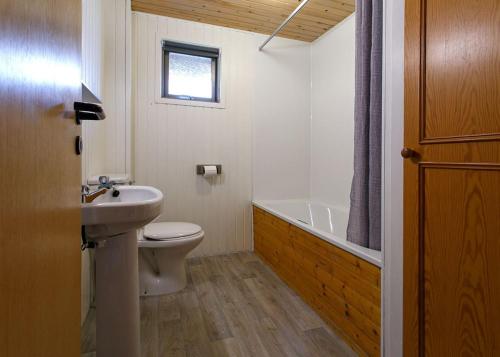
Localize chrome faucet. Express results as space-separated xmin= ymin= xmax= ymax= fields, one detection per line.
xmin=98 ymin=175 xmax=116 ymax=189
xmin=81 ymin=184 xmax=108 ymax=203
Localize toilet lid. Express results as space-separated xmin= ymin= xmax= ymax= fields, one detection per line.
xmin=144 ymin=222 xmax=202 ymax=240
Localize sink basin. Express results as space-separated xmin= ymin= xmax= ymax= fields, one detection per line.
xmin=81 ymin=185 xmax=163 ymax=357
xmin=82 ymin=185 xmax=163 ymax=239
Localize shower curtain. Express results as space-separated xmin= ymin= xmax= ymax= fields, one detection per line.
xmin=347 ymin=0 xmax=383 ymax=251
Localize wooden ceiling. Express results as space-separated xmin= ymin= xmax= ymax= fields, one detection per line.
xmin=131 ymin=0 xmax=355 ymax=42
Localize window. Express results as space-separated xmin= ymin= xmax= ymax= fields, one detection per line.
xmin=162 ymin=41 xmax=220 ymax=103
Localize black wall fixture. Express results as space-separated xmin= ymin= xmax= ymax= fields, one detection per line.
xmin=75 ymin=136 xmax=83 ymax=155
xmin=74 ymin=83 xmax=106 ymax=125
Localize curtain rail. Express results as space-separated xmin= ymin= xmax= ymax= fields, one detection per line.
xmin=258 ymin=0 xmax=313 ymax=51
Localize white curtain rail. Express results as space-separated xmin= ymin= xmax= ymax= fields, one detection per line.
xmin=258 ymin=0 xmax=313 ymax=51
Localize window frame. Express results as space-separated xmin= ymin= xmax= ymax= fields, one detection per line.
xmin=161 ymin=40 xmax=221 ymax=103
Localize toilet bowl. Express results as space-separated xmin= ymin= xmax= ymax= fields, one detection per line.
xmin=138 ymin=222 xmax=204 ymax=296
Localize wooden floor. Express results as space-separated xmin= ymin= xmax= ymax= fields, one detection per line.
xmin=81 ymin=252 xmax=356 ymax=356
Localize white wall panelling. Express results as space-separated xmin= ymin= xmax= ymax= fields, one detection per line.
xmin=82 ymin=0 xmax=104 ymax=183
xmin=83 ymin=0 xmax=131 ymax=181
xmin=132 ymin=12 xmax=311 ymax=257
xmin=133 ymin=13 xmax=252 ymax=257
xmin=81 ymin=0 xmax=102 ymax=325
xmin=310 ymin=15 xmax=356 ymax=209
xmin=81 ymin=0 xmax=131 ymax=324
xmin=100 ymin=0 xmax=131 ymax=176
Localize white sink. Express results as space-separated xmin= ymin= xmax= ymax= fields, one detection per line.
xmin=81 ymin=185 xmax=163 ymax=357
xmin=82 ymin=185 xmax=163 ymax=239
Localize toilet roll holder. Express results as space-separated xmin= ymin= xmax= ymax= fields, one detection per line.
xmin=196 ymin=164 xmax=222 ymax=175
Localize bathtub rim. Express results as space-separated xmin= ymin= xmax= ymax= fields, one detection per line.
xmin=252 ymin=199 xmax=383 ymax=267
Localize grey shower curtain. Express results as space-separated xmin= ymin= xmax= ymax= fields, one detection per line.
xmin=346 ymin=0 xmax=383 ymax=251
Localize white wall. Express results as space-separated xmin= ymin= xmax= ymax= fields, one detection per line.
xmin=82 ymin=0 xmax=103 ymax=183
xmin=83 ymin=0 xmax=131 ymax=181
xmin=81 ymin=0 xmax=131 ymax=324
xmin=81 ymin=0 xmax=102 ymax=325
xmin=100 ymin=0 xmax=131 ymax=176
xmin=132 ymin=12 xmax=311 ymax=256
xmin=310 ymin=15 xmax=356 ymax=209
xmin=252 ymin=39 xmax=311 ymax=200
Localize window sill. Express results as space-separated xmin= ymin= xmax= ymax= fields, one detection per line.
xmin=155 ymin=97 xmax=226 ymax=109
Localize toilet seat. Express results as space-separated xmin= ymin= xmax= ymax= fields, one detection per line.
xmin=137 ymin=222 xmax=204 ymax=249
xmin=144 ymin=222 xmax=202 ymax=240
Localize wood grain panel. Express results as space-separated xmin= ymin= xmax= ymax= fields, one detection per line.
xmin=131 ymin=0 xmax=355 ymax=42
xmin=421 ymin=165 xmax=500 ymax=356
xmin=404 ymin=0 xmax=500 ymax=355
xmin=0 ymin=0 xmax=82 ymax=355
xmin=422 ymin=0 xmax=500 ymax=142
xmin=253 ymin=206 xmax=381 ymax=356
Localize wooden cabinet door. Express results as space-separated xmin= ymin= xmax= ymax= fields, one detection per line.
xmin=0 ymin=1 xmax=82 ymax=356
xmin=404 ymin=0 xmax=500 ymax=356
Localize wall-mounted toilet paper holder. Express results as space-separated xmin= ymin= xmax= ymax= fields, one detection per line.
xmin=196 ymin=164 xmax=222 ymax=175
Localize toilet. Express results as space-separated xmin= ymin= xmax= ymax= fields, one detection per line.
xmin=138 ymin=222 xmax=204 ymax=296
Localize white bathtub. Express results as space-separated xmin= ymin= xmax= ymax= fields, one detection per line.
xmin=252 ymin=199 xmax=382 ymax=267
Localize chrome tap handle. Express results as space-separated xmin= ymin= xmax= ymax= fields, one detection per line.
xmin=98 ymin=175 xmax=110 ymax=186
xmin=98 ymin=175 xmax=116 ymax=189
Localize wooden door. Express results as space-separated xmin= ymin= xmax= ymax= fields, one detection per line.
xmin=0 ymin=1 xmax=82 ymax=356
xmin=404 ymin=0 xmax=500 ymax=355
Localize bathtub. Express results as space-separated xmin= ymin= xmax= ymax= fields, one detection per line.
xmin=252 ymin=199 xmax=382 ymax=267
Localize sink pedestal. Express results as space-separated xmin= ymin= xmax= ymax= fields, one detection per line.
xmin=95 ymin=230 xmax=140 ymax=357
xmin=82 ymin=185 xmax=163 ymax=356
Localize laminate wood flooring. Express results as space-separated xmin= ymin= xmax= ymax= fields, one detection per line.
xmin=81 ymin=252 xmax=356 ymax=356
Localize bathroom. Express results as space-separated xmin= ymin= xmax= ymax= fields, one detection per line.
xmin=2 ymin=0 xmax=499 ymax=356
xmin=78 ymin=0 xmax=383 ymax=355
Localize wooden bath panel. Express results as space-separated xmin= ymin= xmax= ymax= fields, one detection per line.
xmin=253 ymin=206 xmax=381 ymax=356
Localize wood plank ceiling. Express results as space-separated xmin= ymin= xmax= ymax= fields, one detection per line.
xmin=131 ymin=0 xmax=356 ymax=42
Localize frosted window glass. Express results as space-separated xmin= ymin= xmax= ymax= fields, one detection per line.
xmin=168 ymin=53 xmax=213 ymax=99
